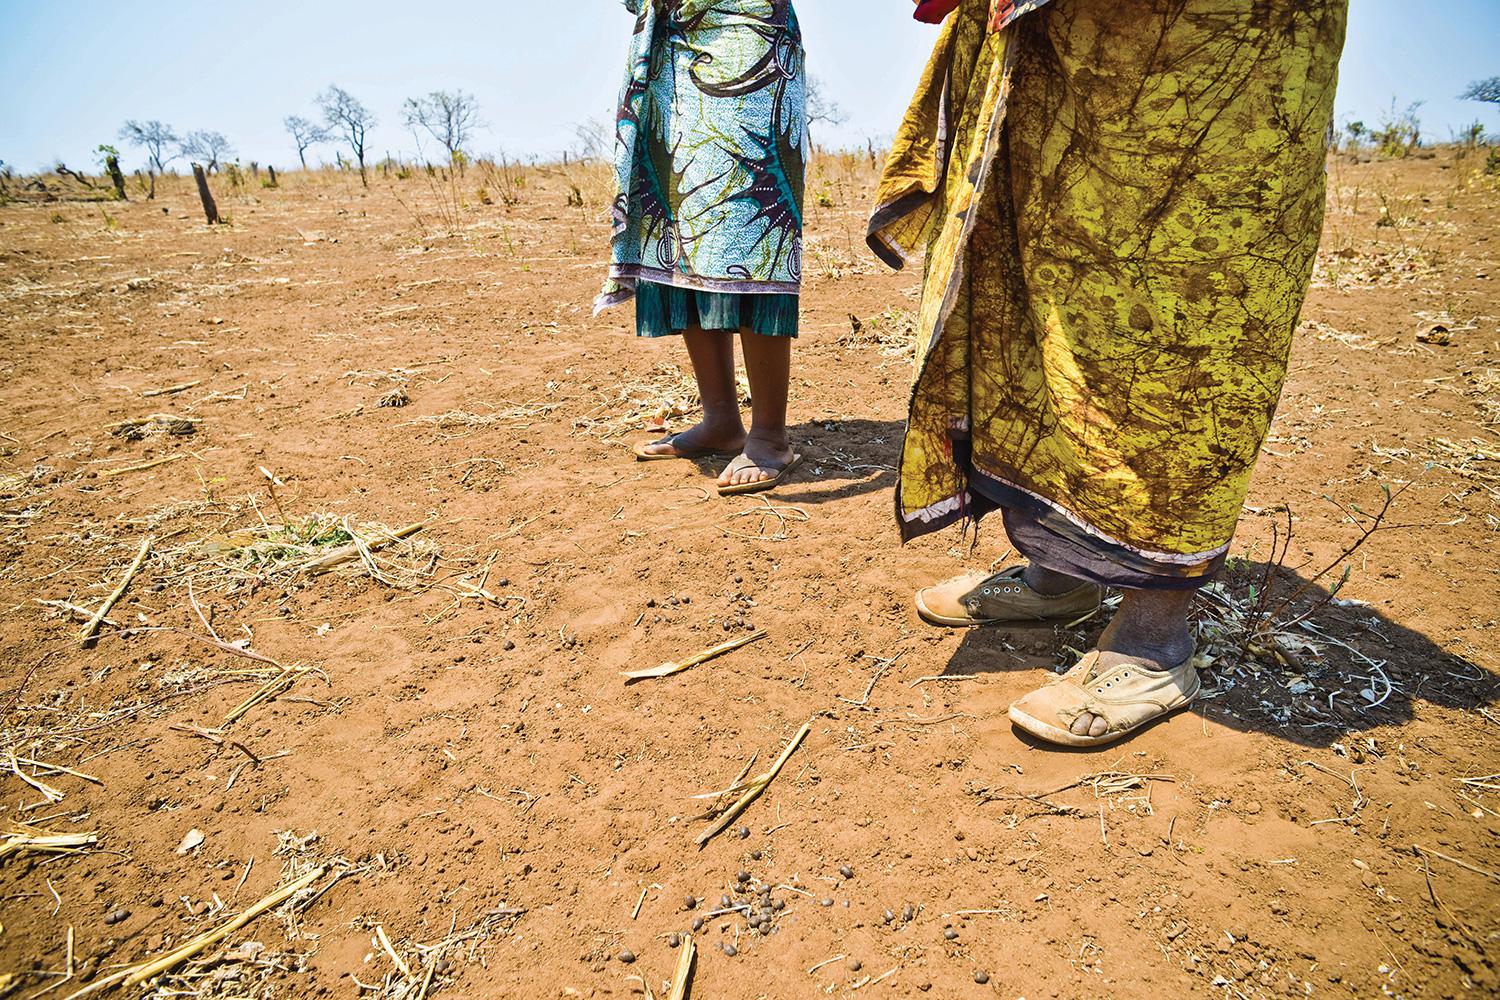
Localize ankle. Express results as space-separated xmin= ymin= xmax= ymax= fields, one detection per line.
xmin=745 ymin=426 xmax=789 ymax=449
xmin=1022 ymin=563 xmax=1089 ymax=597
xmin=1097 ymin=623 xmax=1194 ymax=665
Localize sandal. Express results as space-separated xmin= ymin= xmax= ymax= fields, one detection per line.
xmin=634 ymin=433 xmax=738 ymax=462
xmin=717 ymin=452 xmax=804 ymax=497
xmin=1007 ymin=649 xmax=1200 ymax=747
xmin=915 ymin=566 xmax=1102 ymax=627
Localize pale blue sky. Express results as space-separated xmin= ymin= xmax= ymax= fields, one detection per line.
xmin=1 ymin=1 xmax=1497 ymax=173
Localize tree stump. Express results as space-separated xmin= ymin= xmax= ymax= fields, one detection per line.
xmin=267 ymin=165 xmax=278 ymax=188
xmin=191 ymin=163 xmax=220 ymax=224
xmin=104 ymin=155 xmax=128 ymax=200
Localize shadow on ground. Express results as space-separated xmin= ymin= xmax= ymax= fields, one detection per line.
xmin=932 ymin=560 xmax=1497 ymax=751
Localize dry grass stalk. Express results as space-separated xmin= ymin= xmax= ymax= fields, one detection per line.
xmin=301 ymin=520 xmax=428 ymax=576
xmin=78 ymin=535 xmax=152 ymax=646
xmin=0 ymin=826 xmax=98 ymax=862
xmin=376 ymin=923 xmax=413 ymax=979
xmin=623 ymin=630 xmax=767 ymax=682
xmin=140 ymin=379 xmax=203 ymax=397
xmin=667 ymin=933 xmax=696 ymax=1000
xmin=61 ymin=865 xmax=328 ymax=999
xmin=694 ymin=720 xmax=811 ymax=846
xmin=8 ymin=750 xmax=65 ymax=803
xmin=224 ymin=664 xmax=315 ymax=726
xmin=98 ymin=454 xmax=186 ymax=478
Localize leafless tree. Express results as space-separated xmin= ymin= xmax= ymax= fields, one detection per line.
xmin=180 ymin=130 xmax=235 ymax=173
xmin=284 ymin=115 xmax=327 ymax=169
xmin=807 ymin=77 xmax=849 ymax=130
xmin=118 ymin=119 xmax=179 ymax=198
xmin=402 ymin=90 xmax=485 ymax=169
xmin=317 ymin=85 xmax=375 ymax=187
xmin=572 ymin=117 xmax=611 ymax=162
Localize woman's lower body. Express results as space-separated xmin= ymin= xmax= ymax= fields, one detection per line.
xmin=632 ymin=285 xmax=801 ymax=490
xmin=872 ymin=0 xmax=1349 ymax=744
xmin=600 ymin=1 xmax=808 ymax=493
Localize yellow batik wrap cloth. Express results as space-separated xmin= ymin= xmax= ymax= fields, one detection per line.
xmin=869 ymin=0 xmax=1349 ymax=583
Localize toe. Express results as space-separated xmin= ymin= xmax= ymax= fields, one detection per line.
xmin=1070 ymin=714 xmax=1093 ymax=736
xmin=1088 ymin=715 xmax=1109 ymax=738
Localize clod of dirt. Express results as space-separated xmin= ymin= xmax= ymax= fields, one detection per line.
xmin=1416 ymin=323 xmax=1451 ymax=345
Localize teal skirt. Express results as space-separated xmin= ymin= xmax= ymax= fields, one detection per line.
xmin=635 ymin=282 xmax=799 ymax=339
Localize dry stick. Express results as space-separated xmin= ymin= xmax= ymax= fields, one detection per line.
xmin=59 ymin=866 xmax=325 ymax=1000
xmin=14 ymin=758 xmax=102 ymax=785
xmin=623 ymin=630 xmax=767 ymax=682
xmin=224 ymin=666 xmax=312 ymax=726
xmin=140 ymin=379 xmax=203 ymax=398
xmin=9 ymin=750 xmax=65 ymax=803
xmin=79 ymin=536 xmax=152 ymax=646
xmin=99 ymin=455 xmax=184 ymax=478
xmin=33 ymin=599 xmax=119 ymax=628
xmin=301 ymin=521 xmax=428 ymax=576
xmin=667 ymin=933 xmax=696 ymax=1000
xmin=376 ymin=924 xmax=413 ymax=979
xmin=695 ymin=720 xmax=811 ymax=846
xmin=0 ymin=830 xmax=98 ymax=862
xmin=1413 ymin=844 xmax=1500 ymax=883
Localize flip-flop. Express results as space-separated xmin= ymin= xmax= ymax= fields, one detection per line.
xmin=634 ymin=433 xmax=738 ymax=462
xmin=717 ymin=452 xmax=804 ymax=497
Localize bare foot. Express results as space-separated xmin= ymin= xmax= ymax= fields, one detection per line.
xmin=718 ymin=432 xmax=795 ymax=488
xmin=639 ymin=419 xmax=745 ymax=458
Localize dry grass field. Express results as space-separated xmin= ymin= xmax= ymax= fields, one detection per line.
xmin=0 ymin=146 xmax=1497 ymax=999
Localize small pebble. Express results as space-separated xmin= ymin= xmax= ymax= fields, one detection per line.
xmin=497 ymin=578 xmax=510 ymax=587
xmin=772 ymin=899 xmax=785 ymax=911
xmin=737 ymin=826 xmax=750 ymax=840
xmin=618 ymin=950 xmax=636 ymax=964
xmin=435 ymin=958 xmax=451 ymax=973
xmin=750 ymin=850 xmax=763 ymax=860
xmin=820 ymin=897 xmax=834 ymax=907
xmin=737 ymin=870 xmax=751 ymax=883
xmin=668 ymin=933 xmax=681 ymax=948
xmin=973 ymin=971 xmax=990 ymax=985
xmin=723 ymin=943 xmax=738 ymax=957
xmin=502 ymin=639 xmax=515 ymax=651
xmin=721 ymin=894 xmax=732 ymax=907
xmin=684 ymin=895 xmax=698 ymax=910
xmin=691 ymin=917 xmax=704 ymax=931
xmin=944 ymin=927 xmax=959 ymax=941
xmin=847 ymin=958 xmax=863 ymax=971
xmin=103 ymin=908 xmax=129 ymax=925
xmin=839 ymin=865 xmax=854 ymax=879
xmin=882 ymin=908 xmax=895 ymax=923
xmin=902 ymin=904 xmax=915 ymax=921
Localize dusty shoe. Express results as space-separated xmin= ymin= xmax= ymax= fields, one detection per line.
xmin=1007 ymin=650 xmax=1200 ymax=748
xmin=915 ymin=566 xmax=1102 ymax=627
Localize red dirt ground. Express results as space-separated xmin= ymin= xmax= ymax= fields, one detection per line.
xmin=0 ymin=149 xmax=1496 ymax=1000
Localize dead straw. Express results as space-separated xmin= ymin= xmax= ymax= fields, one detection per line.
xmin=694 ymin=720 xmax=811 ymax=846
xmin=61 ymin=865 xmax=327 ymax=998
xmin=667 ymin=933 xmax=696 ymax=1000
xmin=79 ymin=535 xmax=152 ymax=646
xmin=623 ymin=630 xmax=767 ymax=682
